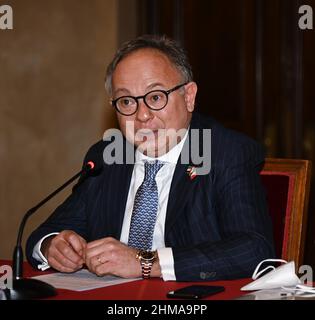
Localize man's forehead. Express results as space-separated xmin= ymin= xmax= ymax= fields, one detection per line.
xmin=112 ymin=49 xmax=181 ymax=92
xmin=115 ymin=48 xmax=176 ymax=71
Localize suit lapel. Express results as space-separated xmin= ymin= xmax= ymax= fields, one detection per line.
xmin=112 ymin=164 xmax=134 ymax=236
xmin=165 ymin=160 xmax=199 ymax=237
xmin=165 ymin=113 xmax=205 ymax=237
xmin=104 ymin=139 xmax=135 ymax=238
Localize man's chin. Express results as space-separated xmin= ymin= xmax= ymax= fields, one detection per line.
xmin=136 ymin=141 xmax=169 ymax=158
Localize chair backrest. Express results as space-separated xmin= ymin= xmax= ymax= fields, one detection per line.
xmin=260 ymin=158 xmax=312 ymax=267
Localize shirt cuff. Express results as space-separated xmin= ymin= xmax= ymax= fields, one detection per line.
xmin=157 ymin=247 xmax=176 ymax=281
xmin=32 ymin=232 xmax=59 ymax=271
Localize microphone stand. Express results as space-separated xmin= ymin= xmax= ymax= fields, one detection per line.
xmin=5 ymin=163 xmax=93 ymax=300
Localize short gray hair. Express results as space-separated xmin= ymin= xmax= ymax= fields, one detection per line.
xmin=105 ymin=34 xmax=193 ymax=95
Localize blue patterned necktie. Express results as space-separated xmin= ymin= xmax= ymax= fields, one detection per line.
xmin=128 ymin=160 xmax=164 ymax=250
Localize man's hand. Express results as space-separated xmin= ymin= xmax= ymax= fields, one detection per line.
xmin=41 ymin=230 xmax=86 ymax=273
xmin=85 ymin=237 xmax=147 ymax=278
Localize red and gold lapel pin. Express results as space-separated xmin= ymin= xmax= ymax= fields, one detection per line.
xmin=187 ymin=165 xmax=197 ymax=180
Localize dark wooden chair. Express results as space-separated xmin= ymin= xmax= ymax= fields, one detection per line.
xmin=260 ymin=158 xmax=312 ymax=267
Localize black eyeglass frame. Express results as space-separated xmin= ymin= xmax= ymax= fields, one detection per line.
xmin=111 ymin=82 xmax=188 ymax=116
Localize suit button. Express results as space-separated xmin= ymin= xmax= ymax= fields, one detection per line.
xmin=200 ymin=271 xmax=217 ymax=279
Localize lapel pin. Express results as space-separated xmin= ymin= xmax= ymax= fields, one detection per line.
xmin=187 ymin=165 xmax=197 ymax=180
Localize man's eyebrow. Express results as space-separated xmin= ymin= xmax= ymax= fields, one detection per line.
xmin=113 ymin=88 xmax=130 ymax=97
xmin=113 ymin=82 xmax=166 ymax=97
xmin=146 ymin=82 xmax=165 ymax=91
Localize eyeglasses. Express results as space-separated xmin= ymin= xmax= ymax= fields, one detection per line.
xmin=111 ymin=82 xmax=188 ymax=116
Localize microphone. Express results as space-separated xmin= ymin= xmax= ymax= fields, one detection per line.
xmin=5 ymin=159 xmax=103 ymax=300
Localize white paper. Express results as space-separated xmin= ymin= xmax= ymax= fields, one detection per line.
xmin=32 ymin=269 xmax=139 ymax=291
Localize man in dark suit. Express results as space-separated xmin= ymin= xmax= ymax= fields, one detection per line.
xmin=26 ymin=35 xmax=275 ymax=281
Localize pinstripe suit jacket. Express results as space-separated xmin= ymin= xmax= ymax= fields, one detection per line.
xmin=26 ymin=113 xmax=275 ymax=281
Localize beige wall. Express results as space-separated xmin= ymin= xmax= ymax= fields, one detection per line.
xmin=0 ymin=0 xmax=131 ymax=259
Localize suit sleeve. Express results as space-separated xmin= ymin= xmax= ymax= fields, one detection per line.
xmin=25 ymin=141 xmax=103 ymax=269
xmin=172 ymin=140 xmax=275 ymax=281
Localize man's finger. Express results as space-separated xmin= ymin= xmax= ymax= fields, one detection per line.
xmin=86 ymin=237 xmax=116 ymax=250
xmin=85 ymin=244 xmax=107 ymax=262
xmin=66 ymin=233 xmax=86 ymax=257
xmin=55 ymin=240 xmax=84 ymax=265
xmin=48 ymin=256 xmax=79 ymax=273
xmin=85 ymin=246 xmax=103 ymax=270
xmin=95 ymin=261 xmax=114 ymax=277
xmin=53 ymin=244 xmax=83 ymax=269
xmin=86 ymin=239 xmax=104 ymax=250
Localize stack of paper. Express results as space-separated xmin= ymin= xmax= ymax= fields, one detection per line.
xmin=32 ymin=269 xmax=139 ymax=291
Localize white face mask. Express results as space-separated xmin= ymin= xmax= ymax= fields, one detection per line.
xmin=240 ymin=259 xmax=315 ymax=299
xmin=241 ymin=259 xmax=301 ymax=291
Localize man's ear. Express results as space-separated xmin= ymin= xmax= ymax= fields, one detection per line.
xmin=184 ymin=82 xmax=198 ymax=112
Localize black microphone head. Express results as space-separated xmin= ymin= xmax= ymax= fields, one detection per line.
xmin=83 ymin=157 xmax=104 ymax=177
xmin=72 ymin=158 xmax=103 ymax=192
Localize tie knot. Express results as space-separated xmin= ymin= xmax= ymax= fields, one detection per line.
xmin=144 ymin=161 xmax=164 ymax=181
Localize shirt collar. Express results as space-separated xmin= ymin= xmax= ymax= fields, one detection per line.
xmin=135 ymin=128 xmax=189 ymax=165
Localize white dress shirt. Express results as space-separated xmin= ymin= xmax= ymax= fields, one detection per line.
xmin=33 ymin=130 xmax=189 ymax=280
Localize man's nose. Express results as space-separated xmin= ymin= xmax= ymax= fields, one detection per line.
xmin=135 ymin=99 xmax=154 ymax=122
